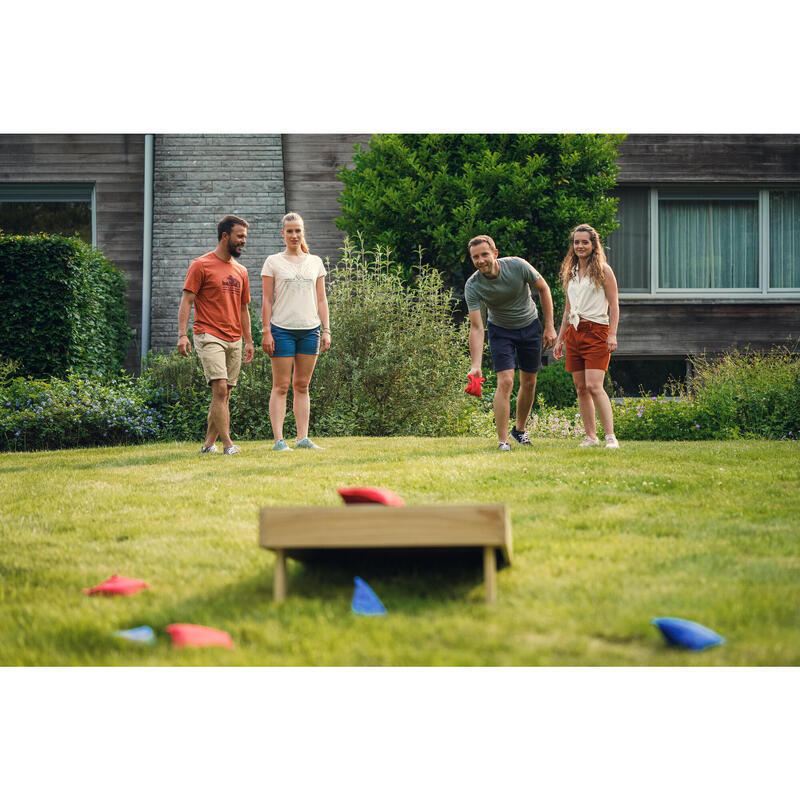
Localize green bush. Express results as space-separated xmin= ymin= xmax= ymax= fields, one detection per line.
xmin=690 ymin=346 xmax=800 ymax=439
xmin=139 ymin=349 xmax=211 ymax=442
xmin=609 ymin=344 xmax=800 ymax=441
xmin=0 ymin=363 xmax=159 ymax=451
xmin=0 ymin=233 xmax=131 ymax=378
xmin=535 ymin=359 xmax=579 ymax=408
xmin=336 ymin=134 xmax=624 ymax=309
xmin=613 ymin=397 xmax=716 ymax=441
xmin=311 ymin=242 xmax=486 ymax=436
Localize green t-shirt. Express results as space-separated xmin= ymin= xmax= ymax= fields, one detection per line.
xmin=464 ymin=256 xmax=542 ymax=330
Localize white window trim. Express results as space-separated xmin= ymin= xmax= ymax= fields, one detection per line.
xmin=620 ymin=186 xmax=800 ymax=299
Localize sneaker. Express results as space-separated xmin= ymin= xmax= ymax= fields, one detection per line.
xmin=295 ymin=437 xmax=324 ymax=450
xmin=200 ymin=444 xmax=219 ymax=454
xmin=223 ymin=445 xmax=240 ymax=455
xmin=273 ymin=439 xmax=292 ymax=452
xmin=498 ymin=442 xmax=511 ymax=452
xmin=509 ymin=426 xmax=531 ymax=446
xmin=578 ymin=436 xmax=600 ymax=447
xmin=605 ymin=435 xmax=620 ymax=449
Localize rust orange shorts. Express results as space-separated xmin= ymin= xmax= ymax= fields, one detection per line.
xmin=565 ymin=320 xmax=611 ymax=372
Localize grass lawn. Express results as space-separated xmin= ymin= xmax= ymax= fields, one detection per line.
xmin=1 ymin=437 xmax=798 ymax=666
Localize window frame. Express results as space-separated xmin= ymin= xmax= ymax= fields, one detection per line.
xmin=0 ymin=182 xmax=96 ymax=245
xmin=615 ymin=184 xmax=800 ymax=299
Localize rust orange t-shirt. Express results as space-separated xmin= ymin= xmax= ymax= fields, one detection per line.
xmin=183 ymin=252 xmax=251 ymax=342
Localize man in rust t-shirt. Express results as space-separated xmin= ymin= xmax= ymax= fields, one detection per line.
xmin=177 ymin=214 xmax=255 ymax=455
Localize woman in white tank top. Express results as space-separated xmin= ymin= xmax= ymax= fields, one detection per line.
xmin=552 ymin=224 xmax=620 ymax=448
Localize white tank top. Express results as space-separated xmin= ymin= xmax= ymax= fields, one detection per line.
xmin=567 ymin=270 xmax=609 ymax=329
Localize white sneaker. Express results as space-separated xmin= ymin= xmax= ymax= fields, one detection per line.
xmin=605 ymin=435 xmax=620 ymax=449
xmin=579 ymin=436 xmax=600 ymax=447
xmin=498 ymin=442 xmax=511 ymax=452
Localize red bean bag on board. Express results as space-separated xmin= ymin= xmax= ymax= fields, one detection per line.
xmin=83 ymin=574 xmax=150 ymax=596
xmin=337 ymin=487 xmax=405 ymax=507
xmin=165 ymin=624 xmax=235 ymax=649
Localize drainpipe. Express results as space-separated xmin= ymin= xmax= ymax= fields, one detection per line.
xmin=140 ymin=134 xmax=154 ymax=369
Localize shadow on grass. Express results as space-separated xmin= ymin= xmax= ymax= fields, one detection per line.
xmin=106 ymin=550 xmax=496 ymax=641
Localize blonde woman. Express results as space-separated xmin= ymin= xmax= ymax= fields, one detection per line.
xmin=261 ymin=212 xmax=331 ymax=451
xmin=552 ymin=224 xmax=620 ymax=448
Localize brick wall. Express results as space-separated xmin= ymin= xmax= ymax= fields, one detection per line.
xmin=149 ymin=134 xmax=286 ymax=352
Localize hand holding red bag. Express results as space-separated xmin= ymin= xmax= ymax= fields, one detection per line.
xmin=465 ymin=374 xmax=486 ymax=398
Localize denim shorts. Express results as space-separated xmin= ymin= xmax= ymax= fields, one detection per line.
xmin=270 ymin=324 xmax=320 ymax=357
xmin=487 ymin=318 xmax=542 ymax=373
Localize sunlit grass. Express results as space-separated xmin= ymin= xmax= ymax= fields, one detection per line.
xmin=2 ymin=438 xmax=799 ymax=665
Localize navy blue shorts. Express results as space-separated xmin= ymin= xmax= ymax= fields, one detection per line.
xmin=271 ymin=324 xmax=320 ymax=357
xmin=487 ymin=318 xmax=542 ymax=373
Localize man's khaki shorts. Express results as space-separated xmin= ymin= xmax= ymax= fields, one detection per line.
xmin=193 ymin=332 xmax=243 ymax=386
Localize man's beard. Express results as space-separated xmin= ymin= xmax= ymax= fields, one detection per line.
xmin=228 ymin=242 xmax=243 ymax=257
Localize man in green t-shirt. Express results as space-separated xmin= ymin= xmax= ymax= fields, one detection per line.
xmin=465 ymin=235 xmax=557 ymax=451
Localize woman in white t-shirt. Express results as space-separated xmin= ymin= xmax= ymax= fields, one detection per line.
xmin=261 ymin=212 xmax=331 ymax=451
xmin=553 ymin=224 xmax=620 ymax=448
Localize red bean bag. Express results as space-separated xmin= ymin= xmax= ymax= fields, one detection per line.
xmin=165 ymin=624 xmax=235 ymax=649
xmin=337 ymin=487 xmax=405 ymax=506
xmin=465 ymin=374 xmax=486 ymax=397
xmin=83 ymin=574 xmax=150 ymax=596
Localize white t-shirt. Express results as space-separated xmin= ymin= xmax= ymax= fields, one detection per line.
xmin=261 ymin=253 xmax=327 ymax=330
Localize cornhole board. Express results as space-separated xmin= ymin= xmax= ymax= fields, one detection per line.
xmin=259 ymin=504 xmax=512 ymax=605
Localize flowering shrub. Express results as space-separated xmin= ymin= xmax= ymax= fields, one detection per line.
xmin=528 ymin=403 xmax=586 ymax=440
xmin=689 ymin=346 xmax=800 ymax=440
xmin=612 ymin=397 xmax=718 ymax=441
xmin=0 ymin=369 xmax=160 ymax=451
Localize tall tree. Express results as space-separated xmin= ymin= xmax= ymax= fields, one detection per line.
xmin=336 ymin=133 xmax=625 ymax=309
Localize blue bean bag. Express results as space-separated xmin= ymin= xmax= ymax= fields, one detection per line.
xmin=652 ymin=617 xmax=725 ymax=651
xmin=352 ymin=577 xmax=387 ymax=615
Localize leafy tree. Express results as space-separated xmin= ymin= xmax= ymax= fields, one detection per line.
xmin=336 ymin=134 xmax=625 ymax=310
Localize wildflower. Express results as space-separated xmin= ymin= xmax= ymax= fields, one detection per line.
xmin=695 ymin=424 xmax=701 ymax=428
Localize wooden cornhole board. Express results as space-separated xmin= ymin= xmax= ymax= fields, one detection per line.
xmin=259 ymin=504 xmax=512 ymax=604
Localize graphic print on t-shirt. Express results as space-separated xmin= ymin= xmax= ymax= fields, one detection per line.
xmin=222 ymin=275 xmax=242 ymax=293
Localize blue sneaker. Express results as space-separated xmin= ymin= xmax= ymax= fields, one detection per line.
xmin=273 ymin=438 xmax=292 ymax=451
xmin=295 ymin=437 xmax=323 ymax=450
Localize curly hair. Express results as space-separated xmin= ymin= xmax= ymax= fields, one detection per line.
xmin=558 ymin=224 xmax=608 ymax=289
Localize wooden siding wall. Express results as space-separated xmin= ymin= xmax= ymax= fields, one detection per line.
xmin=617 ymin=134 xmax=800 ymax=183
xmin=618 ymin=302 xmax=800 ymax=356
xmin=0 ymin=134 xmax=145 ymax=371
xmin=282 ymin=134 xmax=370 ymax=264
xmin=616 ymin=134 xmax=800 ymax=356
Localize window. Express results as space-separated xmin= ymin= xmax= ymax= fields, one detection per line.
xmin=0 ymin=184 xmax=95 ymax=244
xmin=607 ymin=187 xmax=800 ymax=295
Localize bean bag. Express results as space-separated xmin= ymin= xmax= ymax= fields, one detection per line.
xmin=114 ymin=626 xmax=156 ymax=644
xmin=652 ymin=617 xmax=725 ymax=651
xmin=351 ymin=577 xmax=387 ymax=615
xmin=83 ymin=574 xmax=150 ymax=596
xmin=337 ymin=487 xmax=405 ymax=506
xmin=165 ymin=623 xmax=234 ymax=649
xmin=465 ymin=374 xmax=486 ymax=397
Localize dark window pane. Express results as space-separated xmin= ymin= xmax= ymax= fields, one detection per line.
xmin=606 ymin=188 xmax=649 ymax=292
xmin=0 ymin=201 xmax=92 ymax=243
